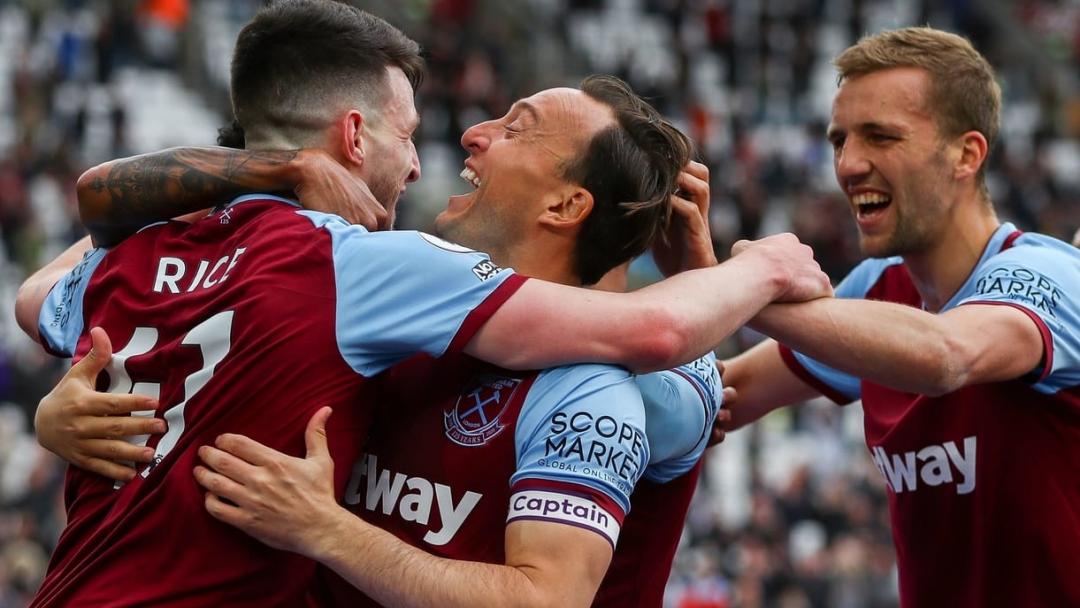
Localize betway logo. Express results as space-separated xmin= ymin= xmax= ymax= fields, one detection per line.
xmin=870 ymin=436 xmax=976 ymax=495
xmin=343 ymin=454 xmax=482 ymax=546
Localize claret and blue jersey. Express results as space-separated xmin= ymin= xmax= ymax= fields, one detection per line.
xmin=317 ymin=346 xmax=722 ymax=607
xmin=32 ymin=195 xmax=527 ymax=608
xmin=778 ymin=223 xmax=1080 ymax=607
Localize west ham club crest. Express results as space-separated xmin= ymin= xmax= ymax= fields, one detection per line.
xmin=444 ymin=376 xmax=520 ymax=447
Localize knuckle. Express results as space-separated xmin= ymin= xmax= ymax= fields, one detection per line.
xmin=206 ymin=475 xmax=222 ymax=493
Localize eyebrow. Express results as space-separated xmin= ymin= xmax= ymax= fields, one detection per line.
xmin=826 ymin=121 xmax=901 ymax=141
xmin=508 ymin=100 xmax=541 ymax=124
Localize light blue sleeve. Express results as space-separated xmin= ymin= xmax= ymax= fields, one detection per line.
xmin=955 ymin=241 xmax=1080 ymax=393
xmin=785 ymin=258 xmax=900 ymax=402
xmin=512 ymin=364 xmax=650 ymax=516
xmin=301 ymin=212 xmax=522 ymax=377
xmin=37 ymin=248 xmax=108 ymax=357
xmin=635 ymin=352 xmax=721 ymax=483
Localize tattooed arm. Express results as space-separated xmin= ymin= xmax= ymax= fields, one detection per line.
xmin=77 ymin=147 xmax=384 ymax=247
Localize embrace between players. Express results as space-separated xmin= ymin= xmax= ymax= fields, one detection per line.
xmin=14 ymin=1 xmax=1080 ymax=607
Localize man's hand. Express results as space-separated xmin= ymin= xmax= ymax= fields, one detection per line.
xmin=195 ymin=406 xmax=345 ymax=558
xmin=294 ymin=149 xmax=388 ymax=230
xmin=709 ymin=360 xmax=736 ymax=447
xmin=652 ymin=161 xmax=718 ymax=277
xmin=35 ymin=327 xmax=164 ymax=481
xmin=731 ymin=234 xmax=833 ymax=302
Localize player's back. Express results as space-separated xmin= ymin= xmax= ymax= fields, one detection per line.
xmin=33 ymin=196 xmax=372 ymax=607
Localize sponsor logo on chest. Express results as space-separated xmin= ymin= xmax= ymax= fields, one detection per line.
xmin=444 ymin=376 xmax=520 ymax=447
xmin=343 ymin=454 xmax=481 ymax=546
xmin=870 ymin=435 xmax=976 ymax=495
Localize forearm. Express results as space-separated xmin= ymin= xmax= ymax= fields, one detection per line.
xmin=471 ymin=254 xmax=784 ymax=373
xmin=15 ymin=236 xmax=93 ymax=342
xmin=749 ymin=299 xmax=961 ymax=396
xmin=626 ymin=255 xmax=786 ymax=371
xmin=78 ymin=147 xmax=308 ymax=246
xmin=313 ymin=511 xmax=557 ymax=608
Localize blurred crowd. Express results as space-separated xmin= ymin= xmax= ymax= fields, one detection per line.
xmin=1 ymin=1 xmax=1077 ymax=606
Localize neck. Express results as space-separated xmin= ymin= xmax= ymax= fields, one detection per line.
xmin=903 ymin=196 xmax=1000 ymax=311
xmin=500 ymin=230 xmax=581 ymax=287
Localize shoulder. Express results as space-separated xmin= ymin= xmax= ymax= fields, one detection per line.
xmin=534 ymin=363 xmax=634 ymax=389
xmin=517 ymin=364 xmax=640 ymax=427
xmin=964 ymin=233 xmax=1079 ymax=313
xmin=990 ymin=232 xmax=1080 ymax=272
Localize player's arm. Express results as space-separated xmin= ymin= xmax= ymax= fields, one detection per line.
xmin=77 ymin=146 xmax=384 ymax=246
xmin=634 ymin=353 xmax=721 ymax=479
xmin=195 ymin=409 xmax=617 ymax=608
xmin=750 ymin=298 xmax=1044 ymax=396
xmin=14 ymin=237 xmax=93 ymax=342
xmin=466 ymin=233 xmax=832 ymax=373
xmin=313 ymin=515 xmax=610 ymax=608
xmin=721 ymin=339 xmax=822 ymax=430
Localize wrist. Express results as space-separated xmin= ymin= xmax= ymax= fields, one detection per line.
xmin=289 ymin=149 xmax=325 ymax=193
xmin=737 ymin=248 xmax=789 ymax=300
xmin=302 ymin=504 xmax=357 ymax=561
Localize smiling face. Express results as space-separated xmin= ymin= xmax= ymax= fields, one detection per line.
xmin=357 ymin=67 xmax=422 ymax=228
xmin=434 ymin=87 xmax=615 ymax=259
xmin=828 ymin=67 xmax=959 ymax=258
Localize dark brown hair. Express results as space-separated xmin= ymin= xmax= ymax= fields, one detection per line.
xmin=230 ymin=0 xmax=424 ymax=140
xmin=564 ymin=75 xmax=693 ymax=285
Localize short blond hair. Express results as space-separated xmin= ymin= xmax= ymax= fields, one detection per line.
xmin=835 ymin=27 xmax=1001 ymax=183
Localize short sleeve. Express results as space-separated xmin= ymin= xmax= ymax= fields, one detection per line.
xmin=38 ymin=248 xmax=108 ymax=357
xmin=955 ymin=243 xmax=1080 ymax=392
xmin=509 ymin=364 xmax=649 ymax=548
xmin=300 ymin=212 xmax=528 ymax=377
xmin=635 ymin=352 xmax=721 ymax=483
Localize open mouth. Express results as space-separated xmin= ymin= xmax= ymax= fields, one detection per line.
xmin=853 ymin=192 xmax=892 ymax=219
xmin=444 ymin=166 xmax=483 ymax=215
xmin=460 ymin=167 xmax=481 ymax=189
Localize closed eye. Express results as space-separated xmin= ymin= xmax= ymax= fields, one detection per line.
xmin=868 ymin=133 xmax=898 ymax=144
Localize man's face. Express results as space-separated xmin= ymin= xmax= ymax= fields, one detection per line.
xmin=827 ymin=67 xmax=957 ymax=258
xmin=358 ymin=66 xmax=421 ymax=228
xmin=434 ymin=88 xmax=614 ymax=258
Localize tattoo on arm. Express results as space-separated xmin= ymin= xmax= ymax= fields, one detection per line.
xmin=85 ymin=148 xmax=300 ymax=240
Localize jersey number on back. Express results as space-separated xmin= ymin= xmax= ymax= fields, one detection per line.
xmin=105 ymin=311 xmax=234 ymax=484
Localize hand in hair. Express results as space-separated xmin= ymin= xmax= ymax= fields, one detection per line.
xmin=294 ymin=149 xmax=389 ymax=230
xmin=652 ymin=161 xmax=718 ymax=277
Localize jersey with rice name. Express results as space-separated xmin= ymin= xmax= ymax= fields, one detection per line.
xmin=33 ymin=195 xmax=526 ymax=608
xmin=780 ymin=223 xmax=1080 ymax=607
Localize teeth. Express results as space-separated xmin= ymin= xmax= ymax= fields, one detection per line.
xmin=460 ymin=167 xmax=481 ymax=189
xmin=852 ymin=192 xmax=891 ymax=206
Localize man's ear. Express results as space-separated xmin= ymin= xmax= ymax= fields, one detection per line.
xmin=339 ymin=109 xmax=366 ymax=169
xmin=539 ymin=187 xmax=594 ymax=230
xmin=953 ymin=130 xmax=988 ymax=182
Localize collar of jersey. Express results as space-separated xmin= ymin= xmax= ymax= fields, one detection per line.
xmin=939 ymin=222 xmax=1018 ymax=311
xmin=222 ymin=193 xmax=302 ymax=210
